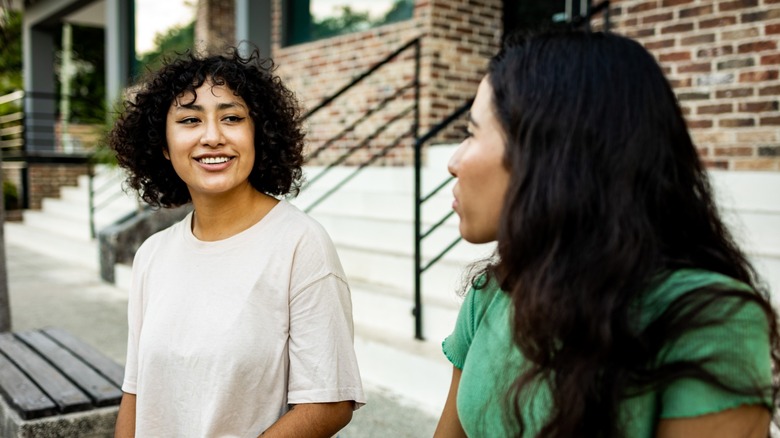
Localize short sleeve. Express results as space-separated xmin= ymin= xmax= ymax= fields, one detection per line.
xmin=659 ymin=298 xmax=773 ymax=418
xmin=287 ymin=273 xmax=365 ymax=407
xmin=442 ymin=281 xmax=501 ymax=370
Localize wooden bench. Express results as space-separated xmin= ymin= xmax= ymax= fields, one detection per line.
xmin=0 ymin=327 xmax=124 ymax=437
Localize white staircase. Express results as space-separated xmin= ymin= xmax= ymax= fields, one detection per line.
xmin=6 ymin=165 xmax=138 ymax=269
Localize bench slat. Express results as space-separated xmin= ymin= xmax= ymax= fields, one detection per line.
xmin=17 ymin=331 xmax=122 ymax=407
xmin=0 ymin=333 xmax=91 ymax=414
xmin=43 ymin=327 xmax=125 ymax=388
xmin=0 ymin=352 xmax=57 ymax=420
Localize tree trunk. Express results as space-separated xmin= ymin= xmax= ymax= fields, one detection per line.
xmin=0 ymin=147 xmax=11 ymax=332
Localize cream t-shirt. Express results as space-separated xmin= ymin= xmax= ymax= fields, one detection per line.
xmin=122 ymin=200 xmax=365 ymax=437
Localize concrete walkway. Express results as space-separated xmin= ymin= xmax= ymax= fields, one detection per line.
xmin=4 ymin=224 xmax=443 ymax=437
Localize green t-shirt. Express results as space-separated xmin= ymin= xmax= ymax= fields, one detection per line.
xmin=442 ymin=269 xmax=773 ymax=437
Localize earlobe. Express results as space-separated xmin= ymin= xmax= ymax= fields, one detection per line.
xmin=162 ymin=148 xmax=170 ymax=160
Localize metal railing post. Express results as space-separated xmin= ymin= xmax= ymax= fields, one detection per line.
xmin=88 ymin=163 xmax=96 ymax=239
xmin=413 ymin=39 xmax=423 ymax=341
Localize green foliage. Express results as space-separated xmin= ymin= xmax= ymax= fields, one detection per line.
xmin=0 ymin=8 xmax=22 ymax=100
xmin=2 ymin=180 xmax=18 ymax=210
xmin=56 ymin=25 xmax=107 ymax=124
xmin=135 ymin=21 xmax=196 ymax=75
xmin=311 ymin=6 xmax=372 ymax=40
xmin=309 ymin=0 xmax=414 ymax=42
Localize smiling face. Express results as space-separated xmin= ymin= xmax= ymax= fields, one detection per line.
xmin=164 ymin=79 xmax=256 ymax=202
xmin=448 ymin=77 xmax=511 ymax=244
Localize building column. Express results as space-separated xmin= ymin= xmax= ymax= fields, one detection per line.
xmin=235 ymin=0 xmax=271 ymax=57
xmin=22 ymin=24 xmax=57 ymax=153
xmin=105 ymin=0 xmax=134 ymax=109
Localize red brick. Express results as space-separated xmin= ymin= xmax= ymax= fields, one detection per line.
xmin=646 ymin=39 xmax=676 ymax=50
xmin=762 ymin=55 xmax=780 ymax=65
xmin=662 ymin=0 xmax=694 ymax=6
xmin=687 ymin=119 xmax=714 ymax=128
xmin=628 ymin=1 xmax=658 ymax=14
xmin=680 ymin=5 xmax=714 ymax=18
xmin=733 ymin=159 xmax=778 ymax=170
xmin=700 ymin=16 xmax=737 ymax=28
xmin=767 ymin=24 xmax=780 ymax=35
xmin=681 ymin=34 xmax=715 ymax=45
xmin=679 ymin=62 xmax=712 ymax=73
xmin=716 ymin=88 xmax=754 ymax=98
xmin=738 ymin=101 xmax=780 ymax=112
xmin=670 ymin=77 xmax=693 ymax=88
xmin=743 ymin=9 xmax=780 ymax=21
xmin=628 ymin=28 xmax=656 ymax=38
xmin=697 ymin=45 xmax=734 ymax=58
xmin=759 ymin=85 xmax=780 ymax=96
xmin=722 ymin=28 xmax=760 ymax=41
xmin=661 ymin=22 xmax=695 ymax=34
xmin=719 ymin=118 xmax=756 ymax=127
xmin=714 ymin=147 xmax=754 ymax=156
xmin=738 ymin=41 xmax=778 ymax=54
xmin=698 ymin=103 xmax=733 ymax=114
xmin=660 ymin=51 xmax=692 ymax=62
xmin=702 ymin=159 xmax=730 ymax=169
xmin=740 ymin=70 xmax=780 ymax=82
xmin=760 ymin=116 xmax=780 ymax=125
xmin=719 ymin=0 xmax=759 ymax=12
xmin=642 ymin=12 xmax=675 ymax=25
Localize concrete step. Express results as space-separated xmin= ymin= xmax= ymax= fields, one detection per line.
xmin=21 ymin=209 xmax=93 ymax=241
xmin=4 ymin=221 xmax=99 ymax=270
xmin=40 ymin=197 xmax=138 ymax=227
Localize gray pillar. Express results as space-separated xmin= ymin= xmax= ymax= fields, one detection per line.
xmin=22 ymin=24 xmax=57 ymax=153
xmin=105 ymin=0 xmax=134 ymax=109
xmin=235 ymin=0 xmax=271 ymax=57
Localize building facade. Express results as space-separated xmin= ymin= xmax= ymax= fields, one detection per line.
xmin=9 ymin=0 xmax=780 ymax=210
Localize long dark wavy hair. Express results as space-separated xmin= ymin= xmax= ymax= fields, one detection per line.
xmin=109 ymin=47 xmax=304 ymax=207
xmin=477 ymin=30 xmax=780 ymax=436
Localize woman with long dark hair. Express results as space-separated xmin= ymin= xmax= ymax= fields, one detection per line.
xmin=434 ymin=30 xmax=779 ymax=437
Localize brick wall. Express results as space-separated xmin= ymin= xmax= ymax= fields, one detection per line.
xmin=607 ymin=0 xmax=780 ymax=171
xmin=27 ymin=163 xmax=89 ymax=210
xmin=268 ymin=0 xmax=501 ymax=166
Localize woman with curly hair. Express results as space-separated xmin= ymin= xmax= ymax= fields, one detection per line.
xmin=111 ymin=48 xmax=364 ymax=437
xmin=434 ymin=30 xmax=779 ymax=437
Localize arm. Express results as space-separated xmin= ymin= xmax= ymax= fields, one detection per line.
xmin=114 ymin=392 xmax=136 ymax=438
xmin=259 ymin=401 xmax=353 ymax=437
xmin=656 ymin=405 xmax=769 ymax=438
xmin=434 ymin=366 xmax=467 ymax=438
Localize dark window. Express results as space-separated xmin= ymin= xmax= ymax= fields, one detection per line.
xmin=503 ymin=0 xmax=591 ymax=39
xmin=284 ymin=0 xmax=414 ymax=46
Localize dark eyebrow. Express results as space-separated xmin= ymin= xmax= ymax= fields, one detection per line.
xmin=173 ymin=101 xmax=246 ymax=112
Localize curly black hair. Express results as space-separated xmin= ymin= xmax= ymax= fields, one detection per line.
xmin=109 ymin=48 xmax=304 ymax=207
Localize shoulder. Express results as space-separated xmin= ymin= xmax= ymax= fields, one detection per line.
xmin=463 ymin=277 xmax=507 ymax=333
xmin=641 ymin=269 xmax=757 ymax=322
xmin=274 ymin=201 xmax=338 ymax=251
xmin=132 ymin=212 xmax=191 ymax=267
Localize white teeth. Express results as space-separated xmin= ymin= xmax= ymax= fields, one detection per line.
xmin=199 ymin=157 xmax=230 ymax=164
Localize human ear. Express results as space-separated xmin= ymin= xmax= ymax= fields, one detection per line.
xmin=162 ymin=147 xmax=170 ymax=160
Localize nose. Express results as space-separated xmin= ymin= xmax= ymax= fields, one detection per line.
xmin=200 ymin=119 xmax=225 ymax=147
xmin=448 ymin=140 xmax=465 ymax=177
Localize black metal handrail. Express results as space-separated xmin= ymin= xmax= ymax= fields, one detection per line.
xmin=300 ymin=38 xmax=421 ymax=212
xmin=412 ymin=99 xmax=472 ymax=340
xmin=302 ymin=37 xmax=421 ymax=120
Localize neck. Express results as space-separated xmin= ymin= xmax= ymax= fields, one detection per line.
xmin=190 ymin=186 xmax=279 ymax=241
